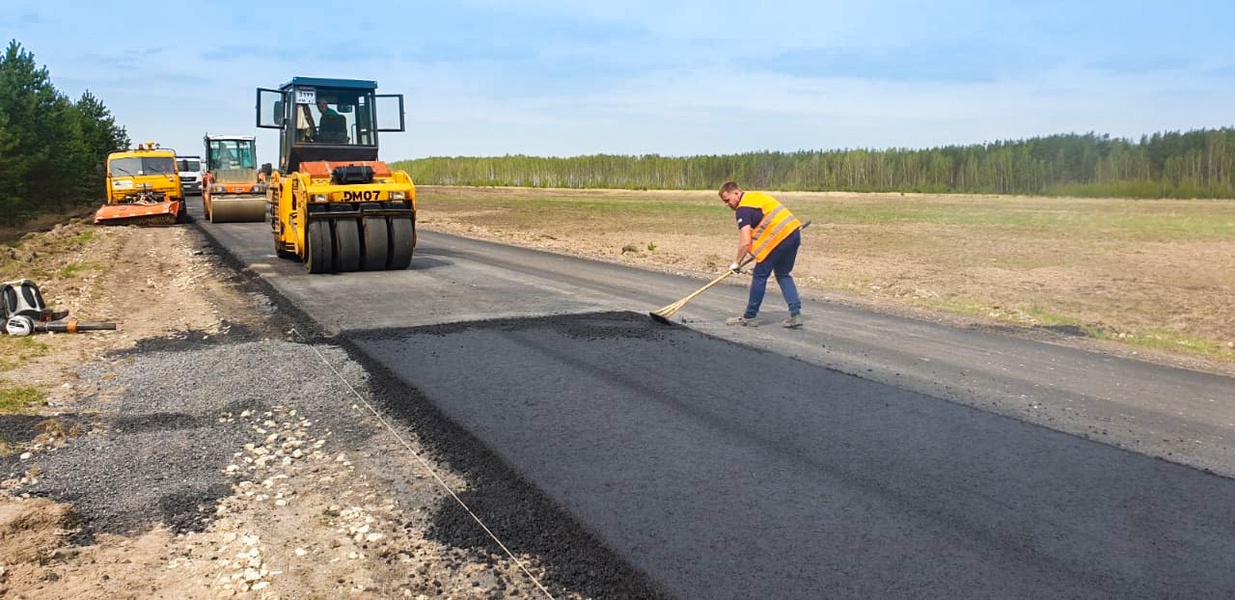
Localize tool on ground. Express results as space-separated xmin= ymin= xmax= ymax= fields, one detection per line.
xmin=36 ymin=319 xmax=116 ymax=333
xmin=3 ymin=316 xmax=117 ymax=336
xmin=649 ymin=220 xmax=811 ymax=325
xmin=0 ymin=279 xmax=117 ymax=336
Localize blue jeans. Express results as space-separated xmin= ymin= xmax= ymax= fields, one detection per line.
xmin=743 ymin=231 xmax=801 ymax=319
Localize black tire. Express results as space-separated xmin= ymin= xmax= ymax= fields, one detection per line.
xmin=387 ymin=216 xmax=414 ymax=270
xmin=359 ymin=203 xmax=389 ymax=271
xmin=305 ymin=219 xmax=332 ymax=273
xmin=332 ymin=218 xmax=362 ymax=273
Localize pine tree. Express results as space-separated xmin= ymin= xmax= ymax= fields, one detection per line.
xmin=0 ymin=40 xmax=131 ymax=221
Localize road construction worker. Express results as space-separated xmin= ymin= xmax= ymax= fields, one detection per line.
xmin=718 ymin=181 xmax=804 ymax=328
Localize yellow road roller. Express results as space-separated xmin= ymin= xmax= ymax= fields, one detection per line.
xmin=256 ymin=77 xmax=415 ymax=273
xmin=201 ymin=134 xmax=268 ymax=223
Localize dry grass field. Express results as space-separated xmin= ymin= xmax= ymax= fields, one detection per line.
xmin=416 ymin=185 xmax=1235 ymax=366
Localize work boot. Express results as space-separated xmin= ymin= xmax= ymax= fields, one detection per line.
xmin=782 ymin=314 xmax=803 ymax=329
xmin=726 ymin=316 xmax=759 ymax=327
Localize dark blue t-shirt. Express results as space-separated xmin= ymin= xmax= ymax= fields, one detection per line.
xmin=735 ymin=206 xmax=762 ymax=230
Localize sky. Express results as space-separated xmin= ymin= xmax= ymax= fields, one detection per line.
xmin=5 ymin=0 xmax=1235 ymax=167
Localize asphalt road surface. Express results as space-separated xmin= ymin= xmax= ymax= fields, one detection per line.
xmin=194 ymin=203 xmax=1235 ymax=599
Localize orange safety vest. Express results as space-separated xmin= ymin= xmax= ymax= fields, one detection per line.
xmin=737 ymin=192 xmax=803 ymax=261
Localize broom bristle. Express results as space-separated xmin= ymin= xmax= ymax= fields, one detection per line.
xmin=649 ymin=311 xmax=674 ymax=325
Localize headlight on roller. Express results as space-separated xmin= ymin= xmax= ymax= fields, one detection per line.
xmin=388 ymin=191 xmax=407 ymax=200
xmin=311 ymin=194 xmax=328 ymax=202
xmin=212 ymin=185 xmax=226 ymax=194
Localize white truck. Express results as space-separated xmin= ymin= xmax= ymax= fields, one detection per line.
xmin=176 ymin=155 xmax=204 ymax=196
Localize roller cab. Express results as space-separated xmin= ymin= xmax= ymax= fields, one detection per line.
xmin=257 ymin=77 xmax=415 ymax=273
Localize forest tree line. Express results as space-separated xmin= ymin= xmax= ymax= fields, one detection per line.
xmin=395 ymin=128 xmax=1235 ymax=199
xmin=0 ymin=40 xmax=129 ymax=225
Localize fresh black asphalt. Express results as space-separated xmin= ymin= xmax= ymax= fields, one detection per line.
xmin=348 ymin=312 xmax=1235 ymax=599
xmin=196 ymin=207 xmax=1235 ymax=599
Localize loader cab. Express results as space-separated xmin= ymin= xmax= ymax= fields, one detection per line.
xmin=255 ymin=77 xmax=405 ymax=173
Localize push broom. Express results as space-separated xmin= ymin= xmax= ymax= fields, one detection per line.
xmin=650 ymin=220 xmax=809 ymax=325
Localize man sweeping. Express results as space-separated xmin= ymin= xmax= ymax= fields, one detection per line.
xmin=718 ymin=181 xmax=805 ymax=328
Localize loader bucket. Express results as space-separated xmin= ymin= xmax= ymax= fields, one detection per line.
xmin=93 ymin=200 xmax=182 ymax=226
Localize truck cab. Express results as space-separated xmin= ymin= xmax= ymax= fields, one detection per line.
xmin=176 ymin=155 xmax=203 ymax=196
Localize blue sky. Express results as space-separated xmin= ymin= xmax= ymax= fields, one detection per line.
xmin=5 ymin=0 xmax=1234 ymax=166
